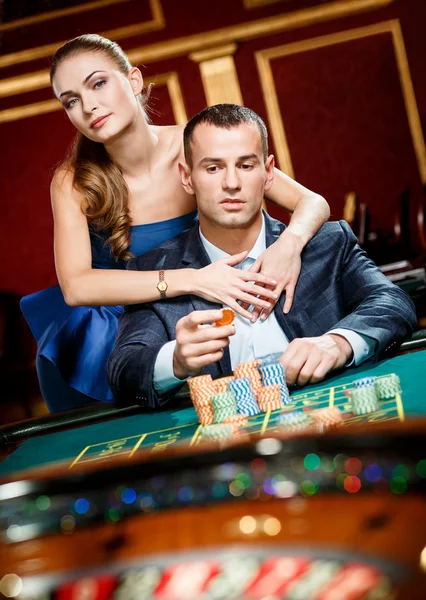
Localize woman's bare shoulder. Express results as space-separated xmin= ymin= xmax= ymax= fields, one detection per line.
xmin=50 ymin=167 xmax=84 ymax=209
xmin=152 ymin=124 xmax=185 ymax=156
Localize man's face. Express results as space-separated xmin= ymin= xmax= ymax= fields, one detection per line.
xmin=181 ymin=122 xmax=274 ymax=231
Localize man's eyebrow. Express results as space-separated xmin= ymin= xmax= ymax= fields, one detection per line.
xmin=59 ymin=70 xmax=106 ymax=99
xmin=198 ymin=153 xmax=260 ymax=166
xmin=198 ymin=157 xmax=222 ymax=166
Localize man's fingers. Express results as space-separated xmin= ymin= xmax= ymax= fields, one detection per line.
xmin=180 ymin=309 xmax=224 ymax=330
xmin=280 ymin=341 xmax=310 ymax=385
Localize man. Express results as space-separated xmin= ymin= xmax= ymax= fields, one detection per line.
xmin=108 ymin=104 xmax=416 ymax=408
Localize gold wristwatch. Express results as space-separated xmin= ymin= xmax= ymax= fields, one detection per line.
xmin=157 ymin=270 xmax=168 ymax=299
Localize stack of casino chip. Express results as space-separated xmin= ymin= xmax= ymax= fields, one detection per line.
xmin=258 ymin=362 xmax=291 ymax=405
xmin=212 ymin=375 xmax=235 ymax=394
xmin=187 ymin=375 xmax=216 ymax=425
xmin=228 ymin=377 xmax=261 ymax=416
xmin=278 ymin=411 xmax=313 ymax=431
xmin=375 ymin=374 xmax=402 ymax=400
xmin=348 ymin=377 xmax=379 ymax=415
xmin=223 ymin=414 xmax=248 ymax=431
xmin=211 ymin=391 xmax=238 ymax=423
xmin=310 ymin=406 xmax=343 ymax=427
xmin=234 ymin=360 xmax=263 ymax=395
xmin=201 ymin=423 xmax=234 ymax=440
xmin=256 ymin=384 xmax=283 ymax=412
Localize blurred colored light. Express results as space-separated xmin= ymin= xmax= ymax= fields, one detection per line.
xmin=345 ymin=458 xmax=362 ymax=475
xmin=235 ymin=473 xmax=251 ymax=488
xmin=35 ymin=495 xmax=50 ymax=511
xmin=212 ymin=481 xmax=228 ymax=499
xmin=321 ymin=457 xmax=335 ymax=473
xmin=263 ymin=517 xmax=281 ymax=536
xmin=390 ymin=476 xmax=407 ymax=494
xmin=364 ymin=464 xmax=382 ymax=482
xmin=416 ymin=460 xmax=426 ymax=478
xmin=274 ymin=480 xmax=297 ymax=498
xmin=74 ymin=498 xmax=90 ymax=515
xmin=121 ymin=488 xmax=137 ymax=505
xmin=392 ymin=464 xmax=410 ymax=479
xmin=336 ymin=474 xmax=348 ymax=490
xmin=229 ymin=481 xmax=245 ymax=497
xmin=107 ymin=508 xmax=121 ymax=522
xmin=239 ymin=515 xmax=256 ymax=534
xmin=251 ymin=458 xmax=267 ymax=473
xmin=334 ymin=453 xmax=348 ymax=467
xmin=343 ymin=475 xmax=362 ymax=493
xmin=300 ymin=480 xmax=318 ymax=496
xmin=140 ymin=494 xmax=154 ymax=510
xmin=304 ymin=453 xmax=320 ymax=471
xmin=177 ymin=486 xmax=194 ymax=503
xmin=263 ymin=478 xmax=275 ymax=495
xmin=60 ymin=515 xmax=75 ymax=533
xmin=114 ymin=486 xmax=125 ymax=500
xmin=0 ymin=574 xmax=23 ymax=598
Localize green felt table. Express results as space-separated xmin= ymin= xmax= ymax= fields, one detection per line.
xmin=1 ymin=350 xmax=425 ymax=478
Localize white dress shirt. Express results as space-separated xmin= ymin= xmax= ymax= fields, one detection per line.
xmin=154 ymin=216 xmax=375 ymax=393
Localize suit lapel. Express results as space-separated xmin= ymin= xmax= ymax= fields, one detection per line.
xmin=179 ymin=224 xmax=232 ymax=376
xmin=263 ymin=212 xmax=306 ymax=342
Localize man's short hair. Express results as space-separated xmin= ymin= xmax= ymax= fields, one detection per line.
xmin=183 ymin=103 xmax=269 ymax=169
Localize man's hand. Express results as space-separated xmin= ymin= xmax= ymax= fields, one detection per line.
xmin=280 ymin=334 xmax=353 ymax=386
xmin=173 ymin=310 xmax=235 ymax=380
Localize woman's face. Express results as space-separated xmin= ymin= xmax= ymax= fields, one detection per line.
xmin=52 ymin=51 xmax=142 ymax=143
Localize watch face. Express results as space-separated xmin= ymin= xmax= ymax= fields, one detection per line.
xmin=158 ymin=281 xmax=168 ymax=292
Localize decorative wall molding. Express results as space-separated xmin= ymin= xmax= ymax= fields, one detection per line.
xmin=0 ymin=0 xmax=165 ymax=69
xmin=244 ymin=0 xmax=286 ymax=8
xmin=0 ymin=71 xmax=186 ymax=124
xmin=190 ymin=44 xmax=243 ymax=106
xmin=0 ymin=0 xmax=133 ymax=32
xmin=255 ymin=19 xmax=426 ymax=183
xmin=0 ymin=0 xmax=392 ymax=72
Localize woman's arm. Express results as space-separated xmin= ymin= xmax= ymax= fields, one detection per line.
xmin=51 ymin=170 xmax=278 ymax=319
xmin=251 ymin=168 xmax=330 ymax=317
xmin=265 ymin=168 xmax=330 ymax=243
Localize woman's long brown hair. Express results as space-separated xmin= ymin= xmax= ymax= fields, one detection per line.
xmin=51 ymin=34 xmax=151 ymax=261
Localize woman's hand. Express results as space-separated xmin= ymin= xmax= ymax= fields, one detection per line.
xmin=247 ymin=229 xmax=304 ymax=319
xmin=196 ymin=251 xmax=279 ymax=320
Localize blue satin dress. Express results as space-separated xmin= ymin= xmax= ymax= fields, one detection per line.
xmin=20 ymin=211 xmax=198 ymax=413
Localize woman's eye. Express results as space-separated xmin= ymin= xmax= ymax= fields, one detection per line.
xmin=66 ymin=99 xmax=78 ymax=109
xmin=94 ymin=80 xmax=107 ymax=89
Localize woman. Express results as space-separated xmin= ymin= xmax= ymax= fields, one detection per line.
xmin=21 ymin=34 xmax=330 ymax=412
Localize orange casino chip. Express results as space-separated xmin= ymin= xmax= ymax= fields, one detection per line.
xmin=215 ymin=308 xmax=235 ymax=327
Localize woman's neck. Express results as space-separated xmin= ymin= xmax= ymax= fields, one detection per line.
xmin=104 ymin=110 xmax=159 ymax=178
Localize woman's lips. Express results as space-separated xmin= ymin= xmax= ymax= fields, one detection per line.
xmin=91 ymin=114 xmax=111 ymax=129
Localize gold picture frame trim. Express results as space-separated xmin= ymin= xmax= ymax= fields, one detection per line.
xmin=244 ymin=0 xmax=286 ymax=8
xmin=0 ymin=0 xmax=133 ymax=32
xmin=0 ymin=71 xmax=186 ymax=125
xmin=255 ymin=19 xmax=426 ymax=183
xmin=0 ymin=0 xmax=165 ymax=70
xmin=0 ymin=0 xmax=392 ymax=71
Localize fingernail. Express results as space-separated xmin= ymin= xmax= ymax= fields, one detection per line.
xmin=265 ymin=302 xmax=271 ymax=308
xmin=261 ymin=313 xmax=267 ymax=321
xmin=273 ymin=294 xmax=279 ymax=299
xmin=271 ymin=280 xmax=278 ymax=284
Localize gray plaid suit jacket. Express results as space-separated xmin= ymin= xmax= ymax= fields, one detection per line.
xmin=108 ymin=212 xmax=416 ymax=407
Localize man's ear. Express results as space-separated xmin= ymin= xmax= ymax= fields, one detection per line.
xmin=128 ymin=66 xmax=144 ymax=96
xmin=178 ymin=162 xmax=195 ymax=195
xmin=264 ymin=154 xmax=275 ymax=193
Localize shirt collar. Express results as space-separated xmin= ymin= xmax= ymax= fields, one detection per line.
xmin=199 ymin=215 xmax=266 ymax=263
